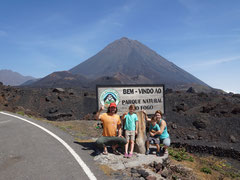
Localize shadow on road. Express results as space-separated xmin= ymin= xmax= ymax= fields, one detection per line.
xmin=74 ymin=141 xmax=101 ymax=156
xmin=74 ymin=140 xmax=126 ymax=156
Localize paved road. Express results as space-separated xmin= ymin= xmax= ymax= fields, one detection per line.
xmin=0 ymin=112 xmax=107 ymax=180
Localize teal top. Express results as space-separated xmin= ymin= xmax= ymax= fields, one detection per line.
xmin=124 ymin=113 xmax=138 ymax=131
xmin=149 ymin=123 xmax=161 ymax=138
xmin=159 ymin=119 xmax=169 ymax=139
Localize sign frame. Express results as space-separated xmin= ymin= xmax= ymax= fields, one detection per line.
xmin=96 ymin=84 xmax=165 ymax=115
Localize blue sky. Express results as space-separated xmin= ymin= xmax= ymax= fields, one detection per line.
xmin=0 ymin=0 xmax=239 ymax=93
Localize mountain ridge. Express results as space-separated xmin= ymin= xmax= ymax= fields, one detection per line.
xmin=27 ymin=71 xmax=90 ymax=88
xmin=0 ymin=69 xmax=36 ymax=86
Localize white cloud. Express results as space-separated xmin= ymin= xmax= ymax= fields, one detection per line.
xmin=183 ymin=56 xmax=240 ymax=69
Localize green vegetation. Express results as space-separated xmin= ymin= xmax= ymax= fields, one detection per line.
xmin=27 ymin=115 xmax=33 ymax=118
xmin=16 ymin=111 xmax=39 ymax=120
xmin=58 ymin=125 xmax=71 ymax=131
xmin=168 ymin=147 xmax=194 ymax=162
xmin=66 ymin=125 xmax=73 ymax=129
xmin=16 ymin=111 xmax=25 ymax=116
xmin=168 ymin=148 xmax=240 ymax=179
xmin=200 ymin=157 xmax=240 ymax=178
xmin=200 ymin=167 xmax=212 ymax=174
xmin=172 ymin=175 xmax=179 ymax=180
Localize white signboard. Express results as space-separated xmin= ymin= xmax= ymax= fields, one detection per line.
xmin=96 ymin=85 xmax=165 ymax=115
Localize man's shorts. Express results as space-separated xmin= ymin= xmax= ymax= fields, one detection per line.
xmin=147 ymin=136 xmax=160 ymax=145
xmin=125 ymin=130 xmax=135 ymax=141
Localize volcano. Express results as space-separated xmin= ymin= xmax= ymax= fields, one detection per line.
xmin=69 ymin=37 xmax=209 ymax=89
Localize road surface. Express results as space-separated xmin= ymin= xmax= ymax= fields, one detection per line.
xmin=0 ymin=111 xmax=108 ymax=180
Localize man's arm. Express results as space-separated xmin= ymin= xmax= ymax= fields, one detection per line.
xmin=95 ymin=106 xmax=104 ymax=120
xmin=117 ymin=124 xmax=123 ymax=137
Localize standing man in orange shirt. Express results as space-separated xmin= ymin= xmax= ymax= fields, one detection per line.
xmin=95 ymin=102 xmax=127 ymax=155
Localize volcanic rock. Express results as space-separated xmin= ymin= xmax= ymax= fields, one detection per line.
xmin=187 ymin=135 xmax=195 ymax=140
xmin=175 ymin=102 xmax=188 ymax=112
xmin=192 ymin=120 xmax=207 ymax=130
xmin=232 ymin=94 xmax=240 ymax=98
xmin=232 ymin=107 xmax=240 ymax=114
xmin=52 ymin=88 xmax=65 ymax=93
xmin=137 ymin=169 xmax=149 ymax=178
xmin=170 ymin=164 xmax=194 ymax=178
xmin=186 ymin=87 xmax=196 ymax=93
xmin=171 ymin=123 xmax=177 ymax=129
xmin=146 ymin=175 xmax=157 ymax=180
xmin=230 ymin=135 xmax=237 ymax=143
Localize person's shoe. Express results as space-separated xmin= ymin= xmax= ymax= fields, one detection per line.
xmin=93 ymin=150 xmax=101 ymax=156
xmin=156 ymin=151 xmax=161 ymax=156
xmin=124 ymin=153 xmax=128 ymax=158
xmin=145 ymin=149 xmax=150 ymax=155
xmin=164 ymin=149 xmax=168 ymax=155
xmin=102 ymin=151 xmax=108 ymax=155
xmin=160 ymin=146 xmax=163 ymax=152
xmin=128 ymin=153 xmax=133 ymax=158
xmin=113 ymin=149 xmax=121 ymax=155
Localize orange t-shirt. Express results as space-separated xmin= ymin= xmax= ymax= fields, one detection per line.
xmin=99 ymin=113 xmax=121 ymax=137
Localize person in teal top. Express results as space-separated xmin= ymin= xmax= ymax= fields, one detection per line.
xmin=122 ymin=104 xmax=138 ymax=158
xmin=145 ymin=116 xmax=161 ymax=156
xmin=149 ymin=122 xmax=161 ymax=138
xmin=154 ymin=110 xmax=170 ymax=155
xmin=143 ymin=110 xmax=171 ymax=155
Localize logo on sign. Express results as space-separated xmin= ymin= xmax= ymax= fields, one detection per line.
xmin=100 ymin=89 xmax=120 ymax=107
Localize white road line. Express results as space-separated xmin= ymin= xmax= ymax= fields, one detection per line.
xmin=0 ymin=112 xmax=97 ymax=180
